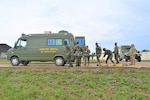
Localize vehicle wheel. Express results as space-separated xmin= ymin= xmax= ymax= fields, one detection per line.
xmin=137 ymin=56 xmax=141 ymax=62
xmin=135 ymin=55 xmax=138 ymax=59
xmin=21 ymin=61 xmax=29 ymax=66
xmin=125 ymin=56 xmax=130 ymax=62
xmin=125 ymin=56 xmax=128 ymax=62
xmin=11 ymin=57 xmax=20 ymax=66
xmin=54 ymin=57 xmax=65 ymax=66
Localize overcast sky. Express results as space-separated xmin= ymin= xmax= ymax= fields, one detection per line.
xmin=0 ymin=0 xmax=150 ymax=52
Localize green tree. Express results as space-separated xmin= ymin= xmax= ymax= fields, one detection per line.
xmin=142 ymin=49 xmax=149 ymax=52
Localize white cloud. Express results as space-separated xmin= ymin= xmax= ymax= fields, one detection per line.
xmin=0 ymin=0 xmax=150 ymax=51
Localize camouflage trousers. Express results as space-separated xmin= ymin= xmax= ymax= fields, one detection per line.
xmin=106 ymin=54 xmax=114 ymax=64
xmin=84 ymin=56 xmax=90 ymax=66
xmin=76 ymin=56 xmax=81 ymax=66
xmin=130 ymin=55 xmax=135 ymax=65
xmin=114 ymin=53 xmax=119 ymax=63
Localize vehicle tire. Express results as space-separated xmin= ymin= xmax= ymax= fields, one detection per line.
xmin=135 ymin=54 xmax=138 ymax=59
xmin=125 ymin=56 xmax=130 ymax=62
xmin=125 ymin=56 xmax=128 ymax=62
xmin=137 ymin=56 xmax=141 ymax=62
xmin=11 ymin=57 xmax=20 ymax=66
xmin=54 ymin=57 xmax=65 ymax=66
xmin=21 ymin=61 xmax=29 ymax=66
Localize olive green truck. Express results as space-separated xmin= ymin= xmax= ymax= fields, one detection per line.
xmin=119 ymin=45 xmax=141 ymax=62
xmin=7 ymin=30 xmax=85 ymax=66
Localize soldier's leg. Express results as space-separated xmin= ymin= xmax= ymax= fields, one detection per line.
xmin=97 ymin=55 xmax=99 ymax=62
xmin=68 ymin=55 xmax=73 ymax=67
xmin=115 ymin=54 xmax=119 ymax=63
xmin=106 ymin=56 xmax=109 ymax=64
xmin=133 ymin=60 xmax=135 ymax=65
xmin=130 ymin=56 xmax=132 ymax=65
xmin=87 ymin=56 xmax=90 ymax=66
xmin=116 ymin=54 xmax=119 ymax=63
xmin=96 ymin=55 xmax=100 ymax=66
xmin=115 ymin=54 xmax=117 ymax=61
xmin=110 ymin=55 xmax=114 ymax=63
xmin=131 ymin=56 xmax=133 ymax=65
xmin=75 ymin=57 xmax=78 ymax=66
xmin=76 ymin=57 xmax=80 ymax=66
xmin=130 ymin=56 xmax=134 ymax=65
xmin=79 ymin=57 xmax=81 ymax=66
xmin=133 ymin=56 xmax=135 ymax=65
xmin=84 ymin=56 xmax=86 ymax=66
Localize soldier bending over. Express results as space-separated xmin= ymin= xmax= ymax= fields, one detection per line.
xmin=103 ymin=48 xmax=114 ymax=64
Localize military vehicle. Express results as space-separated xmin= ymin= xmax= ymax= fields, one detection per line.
xmin=7 ymin=30 xmax=85 ymax=66
xmin=119 ymin=45 xmax=141 ymax=62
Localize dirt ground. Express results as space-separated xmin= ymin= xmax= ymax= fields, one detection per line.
xmin=0 ymin=61 xmax=150 ymax=69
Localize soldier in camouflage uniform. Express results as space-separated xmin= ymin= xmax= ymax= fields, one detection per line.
xmin=64 ymin=41 xmax=73 ymax=67
xmin=103 ymin=48 xmax=114 ymax=64
xmin=129 ymin=44 xmax=136 ymax=65
xmin=83 ymin=45 xmax=91 ymax=66
xmin=95 ymin=43 xmax=102 ymax=66
xmin=113 ymin=42 xmax=119 ymax=64
xmin=74 ymin=42 xmax=82 ymax=66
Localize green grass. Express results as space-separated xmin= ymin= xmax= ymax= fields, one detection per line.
xmin=0 ymin=58 xmax=9 ymax=63
xmin=0 ymin=67 xmax=150 ymax=100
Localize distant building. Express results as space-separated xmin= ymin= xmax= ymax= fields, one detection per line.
xmin=0 ymin=44 xmax=11 ymax=58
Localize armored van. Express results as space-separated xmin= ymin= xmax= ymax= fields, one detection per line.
xmin=119 ymin=45 xmax=141 ymax=62
xmin=7 ymin=30 xmax=85 ymax=66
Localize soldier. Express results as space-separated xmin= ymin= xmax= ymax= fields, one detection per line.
xmin=113 ymin=42 xmax=119 ymax=64
xmin=103 ymin=48 xmax=114 ymax=64
xmin=83 ymin=45 xmax=91 ymax=66
xmin=95 ymin=43 xmax=102 ymax=66
xmin=129 ymin=44 xmax=136 ymax=65
xmin=74 ymin=42 xmax=82 ymax=66
xmin=64 ymin=41 xmax=73 ymax=67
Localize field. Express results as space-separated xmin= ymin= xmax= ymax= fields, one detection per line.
xmin=0 ymin=59 xmax=150 ymax=100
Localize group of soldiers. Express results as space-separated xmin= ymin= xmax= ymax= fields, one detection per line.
xmin=95 ymin=42 xmax=119 ymax=66
xmin=64 ymin=41 xmax=90 ymax=67
xmin=64 ymin=40 xmax=137 ymax=67
xmin=95 ymin=42 xmax=137 ymax=66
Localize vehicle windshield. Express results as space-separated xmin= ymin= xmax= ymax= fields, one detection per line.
xmin=121 ymin=46 xmax=130 ymax=53
xmin=16 ymin=39 xmax=27 ymax=48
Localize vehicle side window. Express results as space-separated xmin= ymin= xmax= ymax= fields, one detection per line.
xmin=47 ymin=39 xmax=63 ymax=46
xmin=56 ymin=39 xmax=62 ymax=45
xmin=76 ymin=38 xmax=84 ymax=46
xmin=16 ymin=39 xmax=27 ymax=48
xmin=48 ymin=39 xmax=55 ymax=45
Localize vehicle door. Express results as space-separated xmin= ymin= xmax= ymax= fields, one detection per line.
xmin=14 ymin=38 xmax=27 ymax=60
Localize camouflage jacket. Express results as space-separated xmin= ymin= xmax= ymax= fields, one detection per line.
xmin=114 ymin=45 xmax=119 ymax=54
xmin=66 ymin=45 xmax=72 ymax=55
xmin=103 ymin=49 xmax=113 ymax=57
xmin=83 ymin=47 xmax=90 ymax=56
xmin=129 ymin=47 xmax=136 ymax=56
xmin=95 ymin=46 xmax=102 ymax=55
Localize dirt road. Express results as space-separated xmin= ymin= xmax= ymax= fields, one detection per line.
xmin=0 ymin=61 xmax=150 ymax=69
